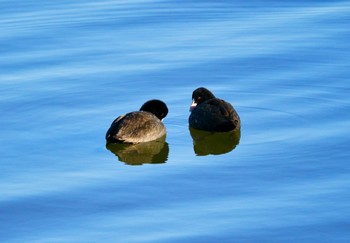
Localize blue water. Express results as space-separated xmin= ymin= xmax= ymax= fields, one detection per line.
xmin=1 ymin=0 xmax=350 ymax=242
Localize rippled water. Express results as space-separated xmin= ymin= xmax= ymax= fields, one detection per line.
xmin=1 ymin=0 xmax=350 ymax=242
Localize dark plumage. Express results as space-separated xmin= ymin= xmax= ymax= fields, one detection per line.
xmin=106 ymin=100 xmax=168 ymax=144
xmin=189 ymin=87 xmax=240 ymax=132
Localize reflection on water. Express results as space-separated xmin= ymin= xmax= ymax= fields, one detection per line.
xmin=106 ymin=136 xmax=169 ymax=165
xmin=189 ymin=127 xmax=241 ymax=156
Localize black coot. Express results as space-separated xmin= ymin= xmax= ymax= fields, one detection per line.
xmin=189 ymin=87 xmax=240 ymax=132
xmin=106 ymin=99 xmax=168 ymax=144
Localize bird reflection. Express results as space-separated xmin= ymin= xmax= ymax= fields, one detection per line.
xmin=106 ymin=136 xmax=169 ymax=165
xmin=189 ymin=127 xmax=241 ymax=156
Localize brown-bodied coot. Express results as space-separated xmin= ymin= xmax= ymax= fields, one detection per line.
xmin=189 ymin=87 xmax=240 ymax=132
xmin=106 ymin=99 xmax=168 ymax=144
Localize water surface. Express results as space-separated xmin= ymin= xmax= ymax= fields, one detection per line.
xmin=1 ymin=0 xmax=350 ymax=242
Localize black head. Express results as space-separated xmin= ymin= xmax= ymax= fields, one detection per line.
xmin=140 ymin=99 xmax=168 ymax=120
xmin=192 ymin=87 xmax=216 ymax=105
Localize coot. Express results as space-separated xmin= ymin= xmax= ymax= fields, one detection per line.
xmin=189 ymin=87 xmax=240 ymax=132
xmin=106 ymin=99 xmax=168 ymax=144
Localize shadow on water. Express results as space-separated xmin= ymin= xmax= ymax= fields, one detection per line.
xmin=106 ymin=136 xmax=169 ymax=165
xmin=189 ymin=127 xmax=241 ymax=156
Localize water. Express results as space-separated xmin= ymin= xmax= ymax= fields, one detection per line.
xmin=1 ymin=0 xmax=350 ymax=242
